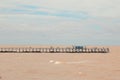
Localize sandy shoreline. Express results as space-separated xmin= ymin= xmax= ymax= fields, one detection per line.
xmin=0 ymin=46 xmax=120 ymax=80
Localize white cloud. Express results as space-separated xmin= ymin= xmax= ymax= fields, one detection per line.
xmin=10 ymin=0 xmax=120 ymax=18
xmin=0 ymin=0 xmax=120 ymax=45
xmin=1 ymin=0 xmax=120 ymax=18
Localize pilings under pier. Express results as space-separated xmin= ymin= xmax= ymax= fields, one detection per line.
xmin=0 ymin=46 xmax=109 ymax=53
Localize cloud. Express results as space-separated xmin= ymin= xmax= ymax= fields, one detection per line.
xmin=0 ymin=5 xmax=89 ymax=19
xmin=0 ymin=13 xmax=119 ymax=45
xmin=9 ymin=0 xmax=120 ymax=18
xmin=1 ymin=0 xmax=120 ymax=18
xmin=0 ymin=0 xmax=120 ymax=45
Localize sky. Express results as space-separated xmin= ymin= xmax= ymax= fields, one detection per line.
xmin=0 ymin=0 xmax=120 ymax=45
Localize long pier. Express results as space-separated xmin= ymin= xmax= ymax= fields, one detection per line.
xmin=0 ymin=46 xmax=109 ymax=53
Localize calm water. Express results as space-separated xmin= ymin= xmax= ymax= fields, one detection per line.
xmin=0 ymin=46 xmax=120 ymax=80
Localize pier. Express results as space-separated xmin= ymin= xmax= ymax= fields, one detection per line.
xmin=0 ymin=46 xmax=109 ymax=53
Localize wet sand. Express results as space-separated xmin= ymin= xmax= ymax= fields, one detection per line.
xmin=0 ymin=46 xmax=120 ymax=80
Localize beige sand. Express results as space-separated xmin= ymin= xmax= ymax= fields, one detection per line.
xmin=0 ymin=46 xmax=120 ymax=80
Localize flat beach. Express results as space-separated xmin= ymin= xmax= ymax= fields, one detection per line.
xmin=0 ymin=46 xmax=120 ymax=80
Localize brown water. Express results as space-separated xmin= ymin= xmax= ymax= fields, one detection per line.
xmin=0 ymin=46 xmax=120 ymax=80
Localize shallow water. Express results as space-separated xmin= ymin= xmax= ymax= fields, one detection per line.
xmin=0 ymin=46 xmax=120 ymax=80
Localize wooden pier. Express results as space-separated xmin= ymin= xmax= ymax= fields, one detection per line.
xmin=0 ymin=46 xmax=109 ymax=53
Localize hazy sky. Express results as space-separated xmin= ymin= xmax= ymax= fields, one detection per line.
xmin=0 ymin=0 xmax=120 ymax=45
